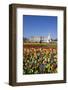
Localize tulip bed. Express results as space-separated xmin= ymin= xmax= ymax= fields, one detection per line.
xmin=23 ymin=43 xmax=57 ymax=75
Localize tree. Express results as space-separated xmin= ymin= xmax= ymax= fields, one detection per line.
xmin=23 ymin=37 xmax=29 ymax=43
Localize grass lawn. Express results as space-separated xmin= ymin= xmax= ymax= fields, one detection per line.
xmin=24 ymin=42 xmax=57 ymax=48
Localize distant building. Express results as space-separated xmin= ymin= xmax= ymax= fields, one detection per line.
xmin=29 ymin=34 xmax=52 ymax=43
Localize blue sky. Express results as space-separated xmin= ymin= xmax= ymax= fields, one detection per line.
xmin=23 ymin=15 xmax=57 ymax=39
